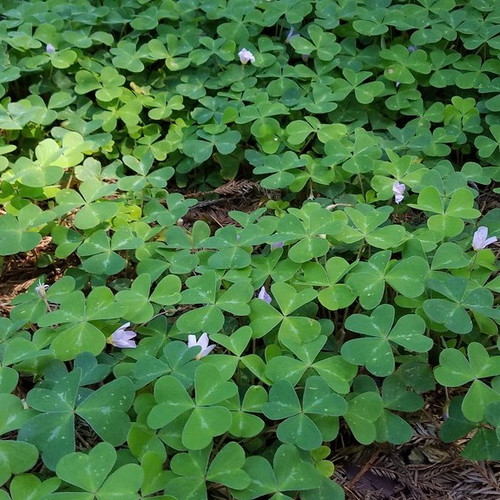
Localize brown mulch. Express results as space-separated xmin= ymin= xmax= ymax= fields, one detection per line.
xmin=333 ymin=406 xmax=500 ymax=500
xmin=336 ymin=449 xmax=500 ymax=500
xmin=476 ymin=181 xmax=500 ymax=213
xmin=182 ymin=179 xmax=279 ymax=228
xmin=0 ymin=237 xmax=65 ymax=317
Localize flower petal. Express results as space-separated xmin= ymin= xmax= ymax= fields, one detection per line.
xmin=198 ymin=333 xmax=209 ymax=349
xmin=201 ymin=344 xmax=216 ymax=357
xmin=473 ymin=226 xmax=489 ymax=250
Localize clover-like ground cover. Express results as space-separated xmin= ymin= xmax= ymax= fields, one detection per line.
xmin=0 ymin=0 xmax=500 ymax=498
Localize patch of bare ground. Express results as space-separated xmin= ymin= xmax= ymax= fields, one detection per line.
xmin=0 ymin=236 xmax=78 ymax=317
xmin=333 ymin=397 xmax=500 ymax=500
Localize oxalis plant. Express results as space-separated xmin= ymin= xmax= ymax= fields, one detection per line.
xmin=1 ymin=0 xmax=500 ymax=498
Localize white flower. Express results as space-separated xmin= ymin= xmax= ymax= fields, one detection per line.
xmin=108 ymin=323 xmax=137 ymax=348
xmin=46 ymin=43 xmax=56 ymax=54
xmin=238 ymin=48 xmax=255 ymax=65
xmin=187 ymin=333 xmax=215 ymax=360
xmin=258 ymin=286 xmax=272 ymax=304
xmin=472 ymin=226 xmax=497 ymax=251
xmin=35 ymin=280 xmax=49 ymax=299
xmin=392 ymin=181 xmax=406 ymax=204
xmin=285 ymin=27 xmax=300 ymax=44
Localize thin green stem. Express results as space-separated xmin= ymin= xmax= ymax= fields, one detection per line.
xmin=357 ymin=173 xmax=365 ymax=200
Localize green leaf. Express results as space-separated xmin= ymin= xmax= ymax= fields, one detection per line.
xmin=18 ymin=370 xmax=81 ymax=469
xmin=342 ymin=305 xmax=431 ymax=376
xmin=445 ymin=188 xmax=481 ymax=219
xmin=389 ymin=314 xmax=432 ymax=352
xmin=435 ymin=343 xmax=500 ymax=387
xmin=318 ymin=283 xmax=356 ymax=311
xmin=164 ymin=476 xmax=206 ymax=500
xmin=56 ymin=442 xmax=116 ymax=492
xmin=150 ymin=275 xmax=182 ymax=305
xmin=344 ymin=393 xmax=384 ymax=445
xmin=3 ymin=337 xmax=51 ymax=366
xmin=301 ymin=478 xmax=345 ymax=500
xmin=182 ymin=406 xmax=233 ymax=449
xmin=76 ymin=377 xmax=135 ymax=445
xmin=302 ymin=376 xmax=347 ymax=416
xmin=346 ymin=251 xmax=391 ymax=309
xmin=148 ymin=376 xmax=194 ymax=429
xmin=462 ymin=428 xmax=500 ymax=461
xmin=52 ymin=322 xmax=106 ymax=361
xmin=206 ymin=442 xmax=250 ymax=490
xmin=385 ymin=257 xmax=429 ymax=297
xmin=0 ymin=441 xmax=39 ymax=487
xmin=375 ymin=410 xmax=413 ymax=444
xmin=176 ymin=305 xmax=225 ymax=334
xmin=277 ymin=413 xmax=323 ymax=450
xmin=98 ymin=463 xmax=144 ymax=500
xmin=462 ymin=380 xmax=500 ymax=422
xmin=423 ymin=277 xmax=474 ymax=334
xmin=313 ymin=356 xmax=358 ymax=395
xmin=279 ymin=316 xmax=321 ymax=345
xmin=424 ymin=299 xmax=471 ymax=334
xmin=486 ymin=402 xmax=500 ymax=439
xmin=263 ymin=380 xmax=301 ymax=420
xmin=273 ymin=282 xmax=317 ymax=315
xmin=0 ymin=214 xmax=41 ymax=256
xmin=382 ymin=374 xmax=423 ymax=412
xmin=440 ymin=397 xmax=477 ymax=443
xmin=12 ymin=140 xmax=64 ymax=187
xmin=229 ymin=410 xmax=265 ymax=439
xmin=274 ymin=444 xmax=324 ymax=491
xmin=249 ymin=300 xmax=283 ymax=338
xmin=365 ymin=225 xmax=406 ymax=249
xmin=170 ymin=445 xmax=210 ymax=479
xmin=211 ymin=326 xmax=252 ymax=357
xmin=411 ymin=186 xmax=444 ymax=213
xmin=266 ymin=355 xmax=308 ymax=387
xmin=194 ymin=364 xmax=238 ymax=406
xmin=0 ymin=367 xmax=18 ymax=394
xmin=232 ymin=456 xmax=276 ymax=499
xmin=53 ymin=442 xmax=143 ymax=499
xmin=115 ymin=274 xmax=155 ymax=323
xmin=341 ymin=338 xmax=394 ymax=376
xmin=180 ymin=271 xmax=219 ymax=304
xmin=217 ymin=281 xmax=254 ymax=315
xmin=286 ymin=120 xmax=316 ymax=145
xmin=431 ymin=242 xmax=470 ymax=270
xmin=140 ymin=452 xmax=171 ymax=496
xmin=78 ymin=288 xmax=122 ymax=322
xmin=8 ymin=474 xmax=60 ymax=500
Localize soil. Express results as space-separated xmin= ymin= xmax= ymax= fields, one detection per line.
xmin=333 ymin=404 xmax=500 ymax=500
